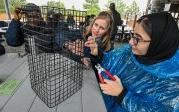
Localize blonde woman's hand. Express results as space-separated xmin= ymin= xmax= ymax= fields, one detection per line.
xmin=85 ymin=36 xmax=98 ymax=56
xmin=99 ymin=75 xmax=123 ymax=96
xmin=81 ymin=58 xmax=91 ymax=69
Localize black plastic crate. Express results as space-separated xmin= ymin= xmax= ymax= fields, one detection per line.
xmin=22 ymin=5 xmax=86 ymax=108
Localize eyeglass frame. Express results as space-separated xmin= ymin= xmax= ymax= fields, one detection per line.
xmin=130 ymin=32 xmax=151 ymax=45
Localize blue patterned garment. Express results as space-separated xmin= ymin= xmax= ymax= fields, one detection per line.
xmin=100 ymin=44 xmax=179 ymax=112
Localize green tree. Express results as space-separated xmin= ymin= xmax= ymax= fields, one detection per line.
xmin=9 ymin=0 xmax=26 ymax=12
xmin=115 ymin=0 xmax=127 ymax=15
xmin=106 ymin=0 xmax=127 ymax=15
xmin=126 ymin=0 xmax=139 ymax=14
xmin=0 ymin=0 xmax=6 ymax=12
xmin=47 ymin=1 xmax=65 ymax=9
xmin=83 ymin=0 xmax=100 ymax=15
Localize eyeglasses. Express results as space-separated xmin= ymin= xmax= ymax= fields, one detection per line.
xmin=131 ymin=33 xmax=151 ymax=45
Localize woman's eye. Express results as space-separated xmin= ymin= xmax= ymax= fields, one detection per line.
xmin=94 ymin=23 xmax=98 ymax=27
xmin=135 ymin=34 xmax=141 ymax=39
xmin=100 ymin=27 xmax=105 ymax=30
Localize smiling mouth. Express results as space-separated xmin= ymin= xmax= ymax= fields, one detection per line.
xmin=92 ymin=31 xmax=98 ymax=36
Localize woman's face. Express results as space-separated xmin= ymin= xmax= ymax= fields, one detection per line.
xmin=91 ymin=18 xmax=109 ymax=38
xmin=129 ymin=23 xmax=151 ymax=55
xmin=26 ymin=11 xmax=41 ymax=25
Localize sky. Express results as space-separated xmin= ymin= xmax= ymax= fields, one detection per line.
xmin=26 ymin=0 xmax=147 ymax=12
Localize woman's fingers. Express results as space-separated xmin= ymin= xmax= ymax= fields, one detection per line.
xmin=113 ymin=75 xmax=121 ymax=83
xmin=87 ymin=36 xmax=95 ymax=41
xmin=102 ymin=90 xmax=109 ymax=95
xmin=85 ymin=39 xmax=98 ymax=55
xmin=85 ymin=37 xmax=94 ymax=45
xmin=85 ymin=41 xmax=96 ymax=47
xmin=99 ymin=76 xmax=124 ymax=96
xmin=103 ymin=79 xmax=112 ymax=84
xmin=85 ymin=40 xmax=97 ymax=52
xmin=82 ymin=58 xmax=90 ymax=65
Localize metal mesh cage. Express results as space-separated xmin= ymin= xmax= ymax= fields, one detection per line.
xmin=22 ymin=5 xmax=86 ymax=108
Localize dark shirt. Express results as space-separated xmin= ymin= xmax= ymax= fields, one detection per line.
xmin=83 ymin=34 xmax=110 ymax=82
xmin=6 ymin=19 xmax=24 ymax=47
xmin=83 ymin=35 xmax=104 ymax=65
xmin=110 ymin=10 xmax=122 ymax=40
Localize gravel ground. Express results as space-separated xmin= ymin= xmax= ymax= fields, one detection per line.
xmin=1 ymin=35 xmax=25 ymax=54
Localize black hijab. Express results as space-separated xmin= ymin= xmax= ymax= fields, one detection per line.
xmin=135 ymin=12 xmax=179 ymax=65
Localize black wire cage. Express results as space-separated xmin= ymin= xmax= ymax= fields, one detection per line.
xmin=22 ymin=5 xmax=86 ymax=108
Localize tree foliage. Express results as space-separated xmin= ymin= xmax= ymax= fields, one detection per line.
xmin=9 ymin=0 xmax=26 ymax=13
xmin=126 ymin=0 xmax=139 ymax=14
xmin=115 ymin=0 xmax=127 ymax=14
xmin=83 ymin=0 xmax=100 ymax=15
xmin=0 ymin=0 xmax=5 ymax=12
xmin=47 ymin=1 xmax=65 ymax=9
xmin=106 ymin=0 xmax=127 ymax=15
xmin=106 ymin=0 xmax=139 ymax=15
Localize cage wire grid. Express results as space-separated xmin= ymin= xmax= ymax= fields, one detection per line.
xmin=22 ymin=5 xmax=86 ymax=108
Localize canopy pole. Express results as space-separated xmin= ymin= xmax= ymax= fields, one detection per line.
xmin=4 ymin=0 xmax=11 ymax=20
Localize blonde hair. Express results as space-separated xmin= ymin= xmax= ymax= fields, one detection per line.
xmin=85 ymin=11 xmax=113 ymax=51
